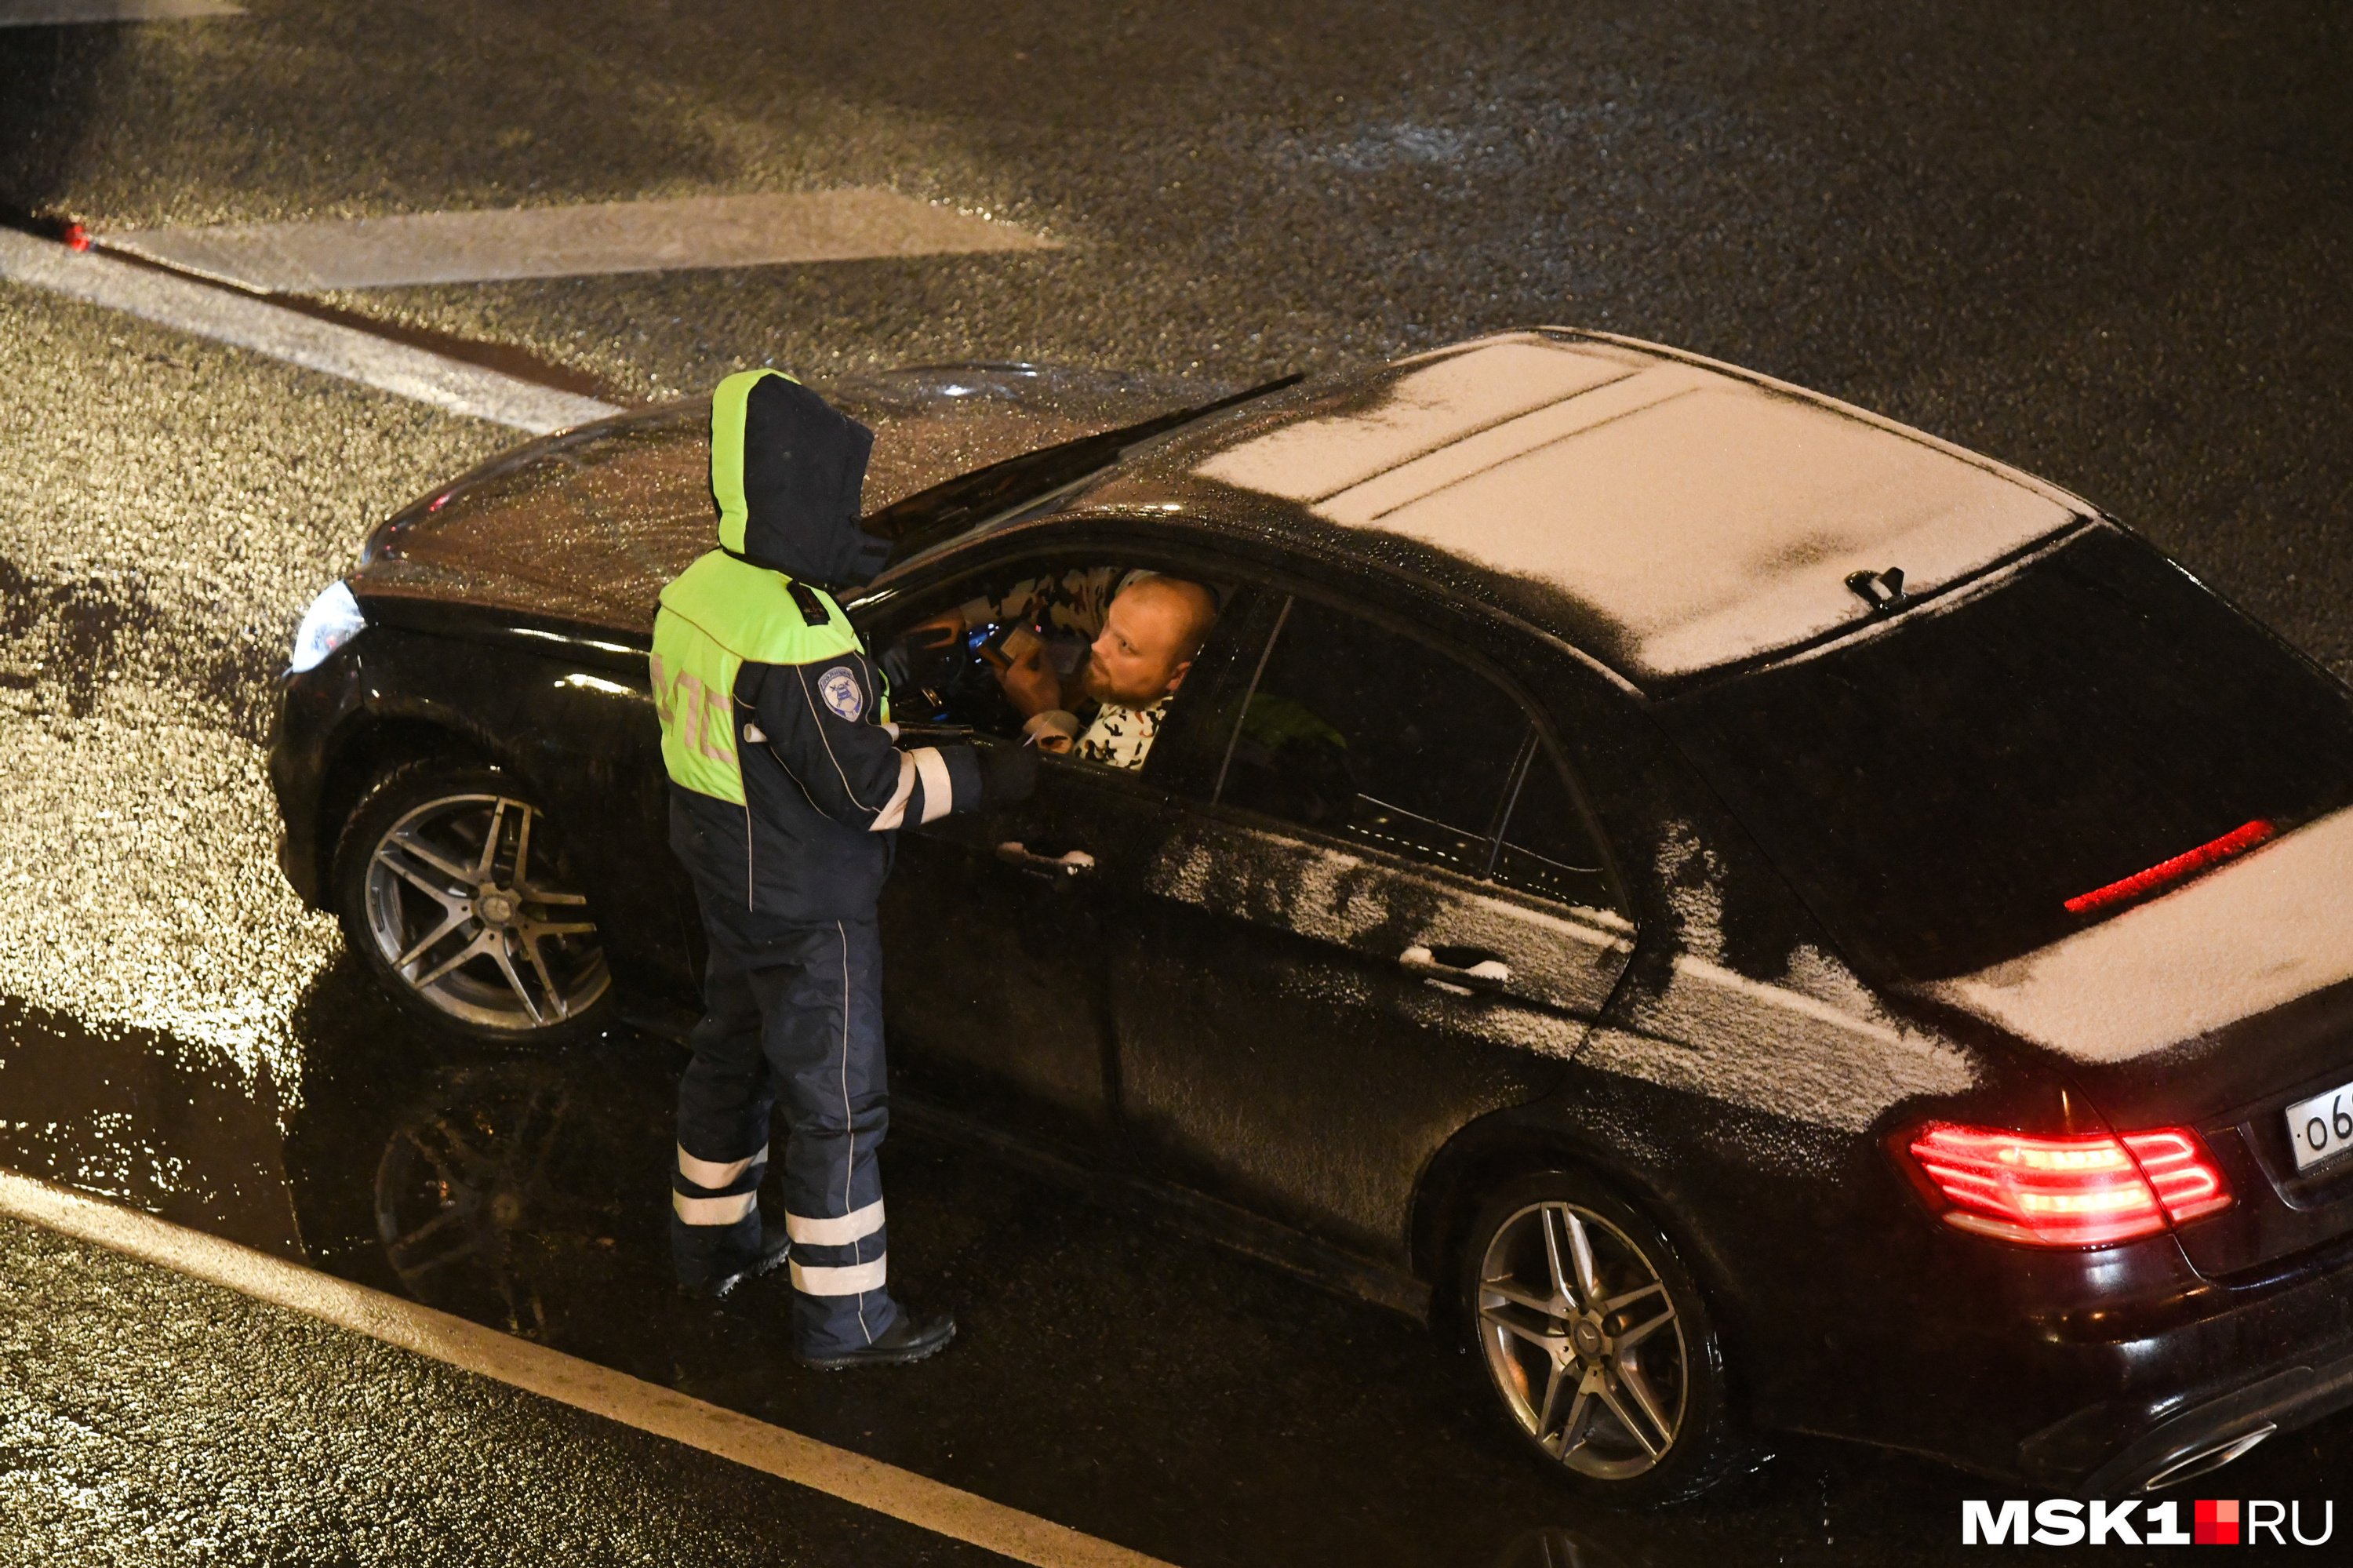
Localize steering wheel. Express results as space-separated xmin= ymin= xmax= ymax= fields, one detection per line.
xmin=880 ymin=620 xmax=1026 ymax=734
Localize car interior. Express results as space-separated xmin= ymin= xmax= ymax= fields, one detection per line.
xmin=877 ymin=561 xmax=1227 ymax=754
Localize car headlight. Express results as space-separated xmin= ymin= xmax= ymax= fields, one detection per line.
xmin=289 ymin=580 xmax=366 ymax=674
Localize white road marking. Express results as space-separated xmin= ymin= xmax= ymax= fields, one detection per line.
xmin=0 ymin=0 xmax=240 ymax=22
xmin=107 ymin=191 xmax=1060 ymax=291
xmin=0 ymin=228 xmax=619 ymax=432
xmin=0 ymin=1166 xmax=1179 ymax=1568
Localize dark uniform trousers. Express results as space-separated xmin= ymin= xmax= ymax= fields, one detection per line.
xmin=673 ymin=873 xmax=896 ymax=1354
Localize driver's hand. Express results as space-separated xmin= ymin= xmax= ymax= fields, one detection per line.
xmin=997 ymin=640 xmax=1062 ymax=718
xmin=906 ymin=609 xmax=964 ymax=650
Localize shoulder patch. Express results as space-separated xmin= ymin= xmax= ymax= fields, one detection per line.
xmin=816 ymin=665 xmax=866 ymax=722
xmin=787 ymin=580 xmax=831 ymax=627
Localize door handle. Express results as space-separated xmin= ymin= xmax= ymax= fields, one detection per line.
xmin=995 ymin=842 xmax=1097 ymax=878
xmin=1399 ymin=944 xmax=1511 ymax=991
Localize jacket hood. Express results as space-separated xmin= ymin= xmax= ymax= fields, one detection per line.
xmin=711 ymin=369 xmax=885 ymax=587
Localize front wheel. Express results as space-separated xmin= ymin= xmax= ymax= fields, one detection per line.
xmin=333 ymin=760 xmax=613 ymax=1044
xmin=1460 ymin=1170 xmax=1752 ymax=1507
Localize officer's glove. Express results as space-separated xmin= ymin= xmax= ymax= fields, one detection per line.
xmin=973 ymin=739 xmax=1039 ymax=806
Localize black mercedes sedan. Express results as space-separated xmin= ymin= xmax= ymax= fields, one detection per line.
xmin=269 ymin=330 xmax=2353 ymax=1505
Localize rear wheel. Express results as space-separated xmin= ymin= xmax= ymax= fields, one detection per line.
xmin=333 ymin=761 xmax=612 ymax=1044
xmin=1460 ymin=1170 xmax=1751 ymax=1506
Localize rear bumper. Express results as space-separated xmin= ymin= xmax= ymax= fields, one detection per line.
xmin=2013 ymin=1240 xmax=2353 ymax=1493
xmin=2024 ymin=1343 xmax=2353 ymax=1496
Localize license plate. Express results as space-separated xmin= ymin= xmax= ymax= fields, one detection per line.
xmin=2284 ymin=1079 xmax=2353 ymax=1172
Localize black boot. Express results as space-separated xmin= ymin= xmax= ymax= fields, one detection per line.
xmin=796 ymin=1309 xmax=956 ymax=1370
xmin=676 ymin=1230 xmax=790 ymax=1302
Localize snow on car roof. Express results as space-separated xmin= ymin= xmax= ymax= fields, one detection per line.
xmin=1193 ymin=333 xmax=2082 ymax=681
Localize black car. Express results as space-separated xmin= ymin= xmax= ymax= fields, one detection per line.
xmin=270 ymin=330 xmax=2353 ymax=1504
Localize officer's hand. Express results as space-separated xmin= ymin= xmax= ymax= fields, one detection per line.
xmin=974 ymin=739 xmax=1039 ymax=806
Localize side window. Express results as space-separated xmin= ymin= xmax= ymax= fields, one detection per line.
xmin=878 ymin=563 xmax=1130 ymax=740
xmin=1492 ymin=742 xmax=1615 ymax=911
xmin=1211 ymin=595 xmax=1613 ymax=908
xmin=1213 ymin=598 xmax=1517 ymax=873
xmin=871 ymin=558 xmax=1234 ymax=778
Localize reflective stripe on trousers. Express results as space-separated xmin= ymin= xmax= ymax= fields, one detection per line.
xmin=674 ymin=885 xmax=899 ymax=1354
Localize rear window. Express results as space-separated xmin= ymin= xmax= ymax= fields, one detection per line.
xmin=1659 ymin=527 xmax=2353 ymax=983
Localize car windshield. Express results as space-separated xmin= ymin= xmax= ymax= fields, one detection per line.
xmin=867 ymin=374 xmax=1303 ymax=568
xmin=1657 ymin=526 xmax=2353 ymax=984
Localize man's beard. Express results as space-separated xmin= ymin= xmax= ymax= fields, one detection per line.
xmin=1081 ymin=657 xmax=1151 ymax=709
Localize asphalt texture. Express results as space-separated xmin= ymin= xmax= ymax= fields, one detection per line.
xmin=0 ymin=1214 xmax=1002 ymax=1568
xmin=2 ymin=2 xmax=2352 ymax=1563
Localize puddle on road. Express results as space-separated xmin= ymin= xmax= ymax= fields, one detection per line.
xmin=0 ymin=995 xmax=299 ymax=1254
xmin=0 ymin=947 xmax=2053 ymax=1568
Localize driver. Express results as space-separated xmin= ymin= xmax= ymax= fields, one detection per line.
xmin=999 ymin=574 xmax=1218 ymax=770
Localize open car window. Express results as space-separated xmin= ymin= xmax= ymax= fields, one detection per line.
xmin=873 ymin=559 xmax=1235 ymax=779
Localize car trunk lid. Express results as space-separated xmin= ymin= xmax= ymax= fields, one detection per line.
xmin=1916 ymin=811 xmax=2353 ymax=1278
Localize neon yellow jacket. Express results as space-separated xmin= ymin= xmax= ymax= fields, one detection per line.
xmin=653 ymin=369 xmax=981 ymax=917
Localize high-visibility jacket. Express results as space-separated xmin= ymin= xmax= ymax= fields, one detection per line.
xmin=653 ymin=369 xmax=983 ymax=919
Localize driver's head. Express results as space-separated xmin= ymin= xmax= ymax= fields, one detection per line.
xmin=1082 ymin=576 xmax=1217 ymax=708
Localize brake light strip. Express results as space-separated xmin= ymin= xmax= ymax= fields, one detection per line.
xmin=2063 ymin=819 xmax=2275 ymax=915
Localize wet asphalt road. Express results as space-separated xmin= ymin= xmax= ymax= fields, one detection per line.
xmin=3 ymin=1 xmax=2353 ymax=1563
xmin=0 ymin=1212 xmax=999 ymax=1568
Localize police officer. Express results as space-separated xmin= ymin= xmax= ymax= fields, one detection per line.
xmin=652 ymin=368 xmax=1034 ymax=1368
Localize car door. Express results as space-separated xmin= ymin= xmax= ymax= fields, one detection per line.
xmin=1107 ymin=591 xmax=1638 ymax=1264
xmin=864 ymin=549 xmax=1272 ymax=1159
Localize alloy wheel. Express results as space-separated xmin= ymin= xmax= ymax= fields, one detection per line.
xmin=1475 ymin=1199 xmax=1690 ymax=1479
xmin=361 ymin=791 xmax=609 ymax=1031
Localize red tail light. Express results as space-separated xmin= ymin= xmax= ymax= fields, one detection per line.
xmin=2119 ymin=1129 xmax=2235 ymax=1223
xmin=1905 ymin=1123 xmax=2232 ymax=1247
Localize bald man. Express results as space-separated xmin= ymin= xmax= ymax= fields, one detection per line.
xmin=1000 ymin=574 xmax=1219 ymax=770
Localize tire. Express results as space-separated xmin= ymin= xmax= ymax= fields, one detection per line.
xmin=333 ymin=759 xmax=613 ymax=1045
xmin=1459 ymin=1170 xmax=1752 ymax=1507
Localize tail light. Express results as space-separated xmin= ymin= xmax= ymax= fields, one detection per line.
xmin=1904 ymin=1123 xmax=2232 ymax=1247
xmin=2119 ymin=1129 xmax=2234 ymax=1224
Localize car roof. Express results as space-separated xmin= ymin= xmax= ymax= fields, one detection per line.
xmin=1082 ymin=329 xmax=2092 ymax=687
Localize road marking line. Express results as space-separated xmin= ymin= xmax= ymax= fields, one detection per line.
xmin=0 ymin=228 xmax=619 ymax=433
xmin=107 ymin=191 xmax=1060 ymax=291
xmin=0 ymin=0 xmax=240 ymax=23
xmin=0 ymin=1166 xmax=1178 ymax=1568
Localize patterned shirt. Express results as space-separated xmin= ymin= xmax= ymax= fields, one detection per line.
xmin=1073 ymin=696 xmax=1170 ymax=771
xmin=958 ymin=566 xmax=1141 ymax=643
